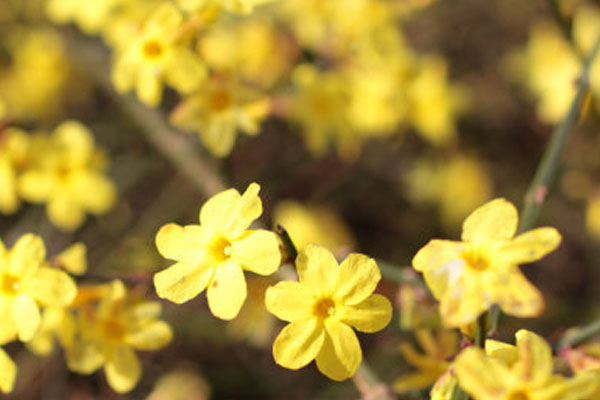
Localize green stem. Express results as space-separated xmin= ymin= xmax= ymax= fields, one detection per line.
xmin=557 ymin=319 xmax=600 ymax=349
xmin=377 ymin=260 xmax=425 ymax=286
xmin=353 ymin=362 xmax=396 ymax=400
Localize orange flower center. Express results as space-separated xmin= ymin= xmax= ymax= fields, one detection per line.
xmin=1 ymin=274 xmax=21 ymax=295
xmin=209 ymin=90 xmax=232 ymax=111
xmin=314 ymin=297 xmax=336 ymax=320
xmin=508 ymin=391 xmax=530 ymax=400
xmin=142 ymin=39 xmax=164 ymax=60
xmin=461 ymin=246 xmax=490 ymax=271
xmin=210 ymin=236 xmax=232 ymax=262
xmin=103 ymin=318 xmax=126 ymax=341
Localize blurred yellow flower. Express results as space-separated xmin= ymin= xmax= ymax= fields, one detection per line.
xmin=586 ymin=194 xmax=600 ymax=240
xmin=66 ymin=280 xmax=173 ymax=393
xmin=0 ymin=233 xmax=77 ymax=343
xmin=45 ymin=0 xmax=123 ymax=34
xmin=273 ymin=200 xmax=355 ymax=257
xmin=154 ymin=182 xmax=281 ymax=320
xmin=413 ymin=198 xmax=561 ymax=327
xmin=112 ymin=2 xmax=206 ymax=106
xmin=0 ymin=128 xmax=30 ymax=214
xmin=455 ymin=329 xmax=598 ymax=400
xmin=265 ymin=244 xmax=392 ymax=380
xmin=394 ymin=329 xmax=458 ymax=393
xmin=170 ymin=74 xmax=270 ymax=157
xmin=18 ymin=121 xmax=117 ymax=231
xmin=0 ymin=347 xmax=16 ymax=393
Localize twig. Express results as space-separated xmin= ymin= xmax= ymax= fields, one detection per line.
xmin=557 ymin=319 xmax=600 ymax=349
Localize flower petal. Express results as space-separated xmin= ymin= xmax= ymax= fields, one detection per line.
xmin=126 ymin=321 xmax=173 ymax=350
xmin=231 ymin=230 xmax=281 ymax=275
xmin=315 ymin=320 xmax=362 ymax=381
xmin=199 ymin=183 xmax=262 ymax=238
xmin=155 ymin=223 xmax=211 ymax=261
xmin=65 ymin=339 xmax=104 ymax=374
xmin=335 ymin=253 xmax=380 ymax=305
xmin=25 ymin=267 xmax=77 ymax=307
xmin=54 ymin=242 xmax=87 ymax=275
xmin=9 ymin=233 xmax=45 ymax=277
xmin=154 ymin=261 xmax=213 ymax=304
xmin=47 ymin=195 xmax=86 ymax=231
xmin=13 ymin=293 xmax=40 ymax=342
xmin=499 ymin=227 xmax=561 ymax=265
xmin=514 ymin=329 xmax=552 ymax=387
xmin=412 ymin=240 xmax=464 ymax=299
xmin=137 ymin=67 xmax=163 ymax=107
xmin=105 ymin=345 xmax=141 ymax=393
xmin=454 ymin=347 xmax=510 ymax=400
xmin=272 ymin=318 xmax=324 ymax=369
xmin=0 ymin=301 xmax=16 ymax=344
xmin=71 ymin=171 xmax=116 ymax=215
xmin=265 ymin=281 xmax=314 ymax=322
xmin=461 ymin=198 xmax=518 ymax=242
xmin=297 ymin=244 xmax=338 ymax=297
xmin=493 ymin=271 xmax=544 ymax=318
xmin=0 ymin=348 xmax=16 ymax=393
xmin=339 ymin=294 xmax=392 ymax=333
xmin=18 ymin=170 xmax=57 ymax=202
xmin=206 ymin=261 xmax=246 ymax=320
xmin=439 ymin=276 xmax=490 ymax=327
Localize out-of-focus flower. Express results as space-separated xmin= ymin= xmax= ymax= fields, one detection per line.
xmin=394 ymin=329 xmax=458 ymax=393
xmin=0 ymin=347 xmax=16 ymax=394
xmin=265 ymin=244 xmax=392 ymax=380
xmin=18 ymin=121 xmax=117 ymax=231
xmin=45 ymin=0 xmax=124 ymax=34
xmin=413 ymin=198 xmax=561 ymax=327
xmin=66 ymin=280 xmax=173 ymax=393
xmin=397 ymin=283 xmax=440 ymax=331
xmin=0 ymin=234 xmax=77 ymax=343
xmin=0 ymin=128 xmax=30 ymax=214
xmin=455 ymin=330 xmax=598 ymax=400
xmin=273 ymin=200 xmax=355 ymax=257
xmin=112 ymin=2 xmax=206 ymax=106
xmin=170 ymin=74 xmax=270 ymax=157
xmin=585 ymin=194 xmax=600 ymax=240
xmin=147 ymin=368 xmax=211 ymax=400
xmin=154 ymin=182 xmax=281 ymax=320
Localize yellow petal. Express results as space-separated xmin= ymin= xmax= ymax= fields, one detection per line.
xmin=164 ymin=48 xmax=206 ymax=94
xmin=485 ymin=339 xmax=518 ymax=366
xmin=47 ymin=196 xmax=86 ymax=231
xmin=231 ymin=230 xmax=281 ymax=275
xmin=461 ymin=198 xmax=518 ymax=242
xmin=394 ymin=372 xmax=439 ymax=393
xmin=55 ymin=242 xmax=87 ymax=275
xmin=137 ymin=67 xmax=163 ymax=107
xmin=206 ymin=261 xmax=246 ymax=320
xmin=439 ymin=277 xmax=490 ymax=327
xmin=65 ymin=339 xmax=104 ymax=374
xmin=71 ymin=172 xmax=116 ymax=215
xmin=0 ymin=158 xmax=19 ymax=214
xmin=494 ymin=271 xmax=544 ymax=318
xmin=105 ymin=345 xmax=141 ymax=393
xmin=0 ymin=301 xmax=16 ymax=344
xmin=200 ymin=113 xmax=238 ymax=157
xmin=339 ymin=294 xmax=392 ymax=333
xmin=414 ymin=240 xmax=465 ymax=301
xmin=499 ymin=227 xmax=561 ymax=265
xmin=265 ymin=281 xmax=314 ymax=322
xmin=24 ymin=267 xmax=77 ymax=307
xmin=297 ymin=244 xmax=338 ymax=297
xmin=199 ymin=183 xmax=262 ymax=238
xmin=131 ymin=302 xmax=162 ymax=320
xmin=53 ymin=121 xmax=94 ymax=166
xmin=154 ymin=261 xmax=213 ymax=304
xmin=18 ymin=170 xmax=57 ymax=202
xmin=9 ymin=233 xmax=45 ymax=277
xmin=0 ymin=348 xmax=16 ymax=393
xmin=513 ymin=329 xmax=553 ymax=386
xmin=454 ymin=347 xmax=510 ymax=399
xmin=335 ymin=253 xmax=380 ymax=305
xmin=272 ymin=318 xmax=324 ymax=369
xmin=126 ymin=321 xmax=173 ymax=351
xmin=155 ymin=224 xmax=210 ymax=261
xmin=13 ymin=293 xmax=41 ymax=342
xmin=315 ymin=320 xmax=362 ymax=381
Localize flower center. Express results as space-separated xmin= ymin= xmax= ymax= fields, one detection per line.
xmin=461 ymin=246 xmax=490 ymax=271
xmin=314 ymin=297 xmax=336 ymax=320
xmin=1 ymin=274 xmax=20 ymax=295
xmin=103 ymin=318 xmax=125 ymax=341
xmin=209 ymin=90 xmax=232 ymax=111
xmin=142 ymin=39 xmax=164 ymax=60
xmin=508 ymin=391 xmax=530 ymax=400
xmin=210 ymin=236 xmax=232 ymax=262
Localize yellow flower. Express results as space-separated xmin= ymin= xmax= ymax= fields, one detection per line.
xmin=265 ymin=244 xmax=392 ymax=380
xmin=18 ymin=120 xmax=117 ymax=231
xmin=66 ymin=280 xmax=173 ymax=393
xmin=0 ymin=347 xmax=16 ymax=393
xmin=394 ymin=329 xmax=459 ymax=393
xmin=154 ymin=182 xmax=281 ymax=320
xmin=412 ymin=198 xmax=561 ymax=327
xmin=454 ymin=329 xmax=598 ymax=400
xmin=170 ymin=74 xmax=270 ymax=157
xmin=0 ymin=127 xmax=30 ymax=214
xmin=0 ymin=234 xmax=77 ymax=343
xmin=111 ymin=2 xmax=206 ymax=106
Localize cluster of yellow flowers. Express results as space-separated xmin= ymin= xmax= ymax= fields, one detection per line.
xmin=0 ymin=120 xmax=116 ymax=231
xmin=45 ymin=0 xmax=465 ymax=159
xmin=0 ymin=233 xmax=172 ymax=394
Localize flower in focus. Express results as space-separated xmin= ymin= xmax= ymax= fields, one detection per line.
xmin=66 ymin=280 xmax=173 ymax=393
xmin=112 ymin=2 xmax=206 ymax=106
xmin=265 ymin=244 xmax=392 ymax=380
xmin=154 ymin=182 xmax=281 ymax=320
xmin=454 ymin=329 xmax=598 ymax=400
xmin=170 ymin=74 xmax=270 ymax=157
xmin=18 ymin=120 xmax=117 ymax=231
xmin=413 ymin=198 xmax=561 ymax=327
xmin=0 ymin=234 xmax=77 ymax=343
